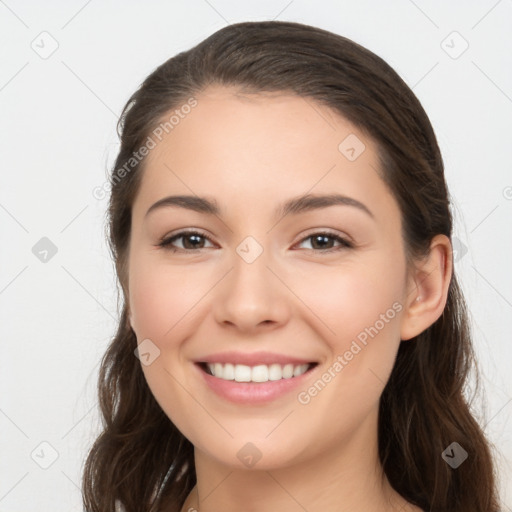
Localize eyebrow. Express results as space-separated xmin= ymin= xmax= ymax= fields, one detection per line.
xmin=144 ymin=193 xmax=374 ymax=220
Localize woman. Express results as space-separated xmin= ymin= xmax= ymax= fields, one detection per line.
xmin=82 ymin=20 xmax=501 ymax=512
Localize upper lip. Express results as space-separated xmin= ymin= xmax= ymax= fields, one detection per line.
xmin=194 ymin=351 xmax=317 ymax=367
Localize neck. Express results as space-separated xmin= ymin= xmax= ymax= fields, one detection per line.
xmin=179 ymin=408 xmax=420 ymax=512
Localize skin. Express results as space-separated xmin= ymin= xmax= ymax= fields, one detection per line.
xmin=127 ymin=85 xmax=452 ymax=512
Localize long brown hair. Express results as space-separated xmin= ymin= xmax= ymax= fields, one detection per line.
xmin=82 ymin=20 xmax=501 ymax=512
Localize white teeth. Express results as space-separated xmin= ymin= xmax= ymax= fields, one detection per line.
xmin=251 ymin=365 xmax=268 ymax=382
xmin=205 ymin=362 xmax=311 ymax=382
xmin=222 ymin=363 xmax=235 ymax=380
xmin=234 ymin=364 xmax=251 ymax=382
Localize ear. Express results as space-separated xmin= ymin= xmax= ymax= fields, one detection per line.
xmin=400 ymin=234 xmax=453 ymax=341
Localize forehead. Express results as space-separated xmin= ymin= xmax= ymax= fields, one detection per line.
xmin=133 ymin=86 xmax=399 ymax=223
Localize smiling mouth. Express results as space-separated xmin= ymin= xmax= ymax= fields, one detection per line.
xmin=197 ymin=362 xmax=318 ymax=383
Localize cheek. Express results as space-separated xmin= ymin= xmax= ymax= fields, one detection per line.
xmin=290 ymin=264 xmax=405 ymax=435
xmin=293 ymin=260 xmax=405 ymax=410
xmin=128 ymin=258 xmax=203 ymax=424
xmin=294 ymin=258 xmax=405 ymax=347
xmin=129 ymin=256 xmax=199 ymax=340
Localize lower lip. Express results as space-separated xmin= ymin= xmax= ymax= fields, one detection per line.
xmin=194 ymin=363 xmax=318 ymax=404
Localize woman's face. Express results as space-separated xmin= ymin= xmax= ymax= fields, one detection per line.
xmin=127 ymin=85 xmax=417 ymax=470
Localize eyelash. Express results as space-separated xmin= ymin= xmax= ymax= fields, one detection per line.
xmin=157 ymin=229 xmax=353 ymax=254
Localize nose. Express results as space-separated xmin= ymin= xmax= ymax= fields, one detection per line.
xmin=213 ymin=245 xmax=291 ymax=333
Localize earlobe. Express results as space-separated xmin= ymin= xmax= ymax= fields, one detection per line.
xmin=400 ymin=234 xmax=453 ymax=341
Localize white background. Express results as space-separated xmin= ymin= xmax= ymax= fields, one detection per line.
xmin=0 ymin=1 xmax=511 ymax=510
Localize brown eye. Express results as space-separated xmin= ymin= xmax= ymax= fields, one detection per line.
xmin=296 ymin=232 xmax=352 ymax=252
xmin=158 ymin=231 xmax=215 ymax=252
